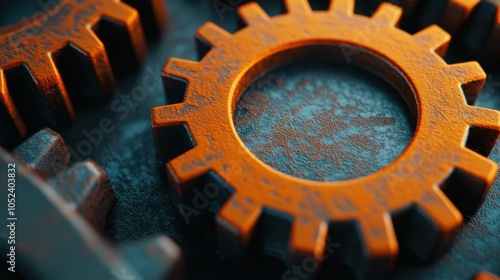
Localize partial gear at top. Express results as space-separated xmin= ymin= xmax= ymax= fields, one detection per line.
xmin=459 ymin=0 xmax=500 ymax=70
xmin=0 ymin=0 xmax=166 ymax=146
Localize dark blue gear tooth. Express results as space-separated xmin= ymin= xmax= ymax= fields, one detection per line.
xmin=13 ymin=128 xmax=70 ymax=176
xmin=0 ymin=129 xmax=185 ymax=280
xmin=49 ymin=160 xmax=115 ymax=230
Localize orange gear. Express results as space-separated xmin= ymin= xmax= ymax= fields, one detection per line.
xmin=460 ymin=0 xmax=500 ymax=70
xmin=474 ymin=271 xmax=500 ymax=280
xmin=123 ymin=0 xmax=167 ymax=41
xmin=0 ymin=0 xmax=165 ymax=145
xmin=440 ymin=0 xmax=480 ymax=35
xmin=369 ymin=0 xmax=479 ymax=35
xmin=151 ymin=0 xmax=500 ymax=278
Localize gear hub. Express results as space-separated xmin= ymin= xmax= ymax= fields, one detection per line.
xmin=151 ymin=0 xmax=500 ymax=278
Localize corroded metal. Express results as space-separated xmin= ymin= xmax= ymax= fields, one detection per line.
xmin=474 ymin=271 xmax=500 ymax=280
xmin=151 ymin=0 xmax=500 ymax=278
xmin=461 ymin=0 xmax=500 ymax=70
xmin=369 ymin=0 xmax=479 ymax=35
xmin=0 ymin=128 xmax=184 ymax=280
xmin=0 ymin=0 xmax=166 ymax=145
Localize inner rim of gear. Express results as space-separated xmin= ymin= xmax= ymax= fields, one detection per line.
xmin=152 ymin=0 xmax=500 ymax=278
xmin=229 ymin=44 xmax=417 ymax=119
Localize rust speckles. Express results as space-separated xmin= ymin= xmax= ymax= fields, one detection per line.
xmin=0 ymin=0 xmax=166 ymax=145
xmin=151 ymin=1 xmax=500 ymax=278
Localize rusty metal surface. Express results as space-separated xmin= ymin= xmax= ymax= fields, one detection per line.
xmin=235 ymin=61 xmax=413 ymax=182
xmin=0 ymin=0 xmax=166 ymax=146
xmin=13 ymin=128 xmax=115 ymax=230
xmin=0 ymin=128 xmax=184 ymax=280
xmin=151 ymin=0 xmax=500 ymax=279
xmin=459 ymin=0 xmax=500 ymax=70
xmin=368 ymin=0 xmax=480 ymax=35
xmin=474 ymin=271 xmax=500 ymax=280
xmin=367 ymin=0 xmax=500 ymax=71
xmin=59 ymin=0 xmax=500 ymax=279
xmin=1 ymin=0 xmax=498 ymax=279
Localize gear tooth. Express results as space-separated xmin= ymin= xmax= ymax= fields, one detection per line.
xmin=102 ymin=1 xmax=141 ymax=29
xmin=119 ymin=236 xmax=184 ymax=280
xmin=1 ymin=134 xmax=183 ymax=279
xmin=357 ymin=215 xmax=398 ymax=279
xmin=101 ymin=2 xmax=147 ymax=63
xmin=195 ymin=22 xmax=232 ymax=58
xmin=151 ymin=104 xmax=188 ymax=128
xmin=0 ymin=70 xmax=25 ymax=143
xmin=148 ymin=1 xmax=499 ymax=277
xmin=448 ymin=61 xmax=486 ymax=82
xmin=167 ymin=148 xmax=213 ymax=190
xmin=121 ymin=0 xmax=168 ymax=41
xmin=31 ymin=56 xmax=75 ymax=125
xmin=467 ymin=107 xmax=500 ymax=132
xmin=328 ymin=0 xmax=355 ymax=14
xmin=237 ymin=3 xmax=270 ymax=26
xmin=289 ymin=217 xmax=328 ymax=269
xmin=217 ymin=195 xmax=262 ymax=264
xmin=163 ymin=58 xmax=200 ymax=80
xmin=152 ymin=104 xmax=196 ymax=165
xmin=161 ymin=58 xmax=197 ymax=104
xmin=414 ymin=189 xmax=462 ymax=259
xmin=285 ymin=0 xmax=312 ymax=14
xmin=440 ymin=0 xmax=480 ymax=36
xmin=51 ymin=160 xmax=115 ymax=230
xmin=447 ymin=61 xmax=486 ymax=105
xmin=464 ymin=116 xmax=500 ymax=159
xmin=371 ymin=3 xmax=402 ymax=27
xmin=455 ymin=148 xmax=498 ymax=189
xmin=13 ymin=128 xmax=70 ymax=175
xmin=439 ymin=148 xmax=497 ymax=218
xmin=71 ymin=31 xmax=115 ymax=97
xmin=413 ymin=25 xmax=451 ymax=57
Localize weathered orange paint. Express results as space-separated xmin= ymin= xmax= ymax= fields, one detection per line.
xmin=0 ymin=0 xmax=166 ymax=144
xmin=475 ymin=271 xmax=500 ymax=280
xmin=441 ymin=0 xmax=480 ymax=35
xmin=483 ymin=0 xmax=500 ymax=69
xmin=151 ymin=0 xmax=500 ymax=278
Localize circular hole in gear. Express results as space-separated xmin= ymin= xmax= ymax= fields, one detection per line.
xmin=234 ymin=61 xmax=414 ymax=182
xmin=0 ymin=0 xmax=62 ymax=29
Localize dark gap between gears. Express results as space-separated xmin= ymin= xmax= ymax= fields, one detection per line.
xmin=92 ymin=17 xmax=141 ymax=77
xmin=5 ymin=65 xmax=56 ymax=134
xmin=52 ymin=44 xmax=104 ymax=107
